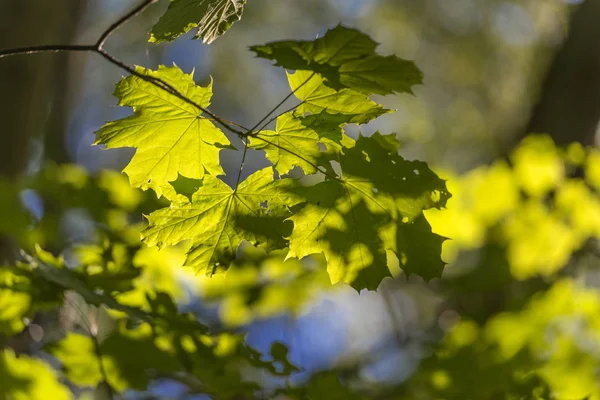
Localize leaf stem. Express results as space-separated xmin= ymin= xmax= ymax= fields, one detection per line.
xmin=250 ymin=133 xmax=340 ymax=181
xmin=233 ymin=72 xmax=317 ymax=188
xmin=63 ymin=294 xmax=115 ymax=398
xmin=248 ymin=72 xmax=316 ymax=133
xmin=256 ymin=101 xmax=305 ymax=132
xmin=91 ymin=334 xmax=115 ymax=400
xmin=234 ymin=139 xmax=250 ymax=190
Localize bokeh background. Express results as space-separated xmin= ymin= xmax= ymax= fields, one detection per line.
xmin=1 ymin=0 xmax=600 ymax=398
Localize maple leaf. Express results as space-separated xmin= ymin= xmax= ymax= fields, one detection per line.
xmin=287 ymin=182 xmax=390 ymax=290
xmin=49 ymin=332 xmax=179 ymax=392
xmin=0 ymin=350 xmax=70 ymax=400
xmin=287 ymin=133 xmax=449 ymax=291
xmin=251 ymin=25 xmax=423 ymax=95
xmin=142 ymin=168 xmax=304 ymax=275
xmin=150 ymin=0 xmax=246 ymax=44
xmin=249 ymin=111 xmax=346 ymax=175
xmin=287 ymin=71 xmax=392 ymax=124
xmin=95 ymin=65 xmax=231 ymax=197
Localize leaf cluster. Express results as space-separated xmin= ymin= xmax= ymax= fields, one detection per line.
xmin=96 ymin=24 xmax=450 ymax=291
xmin=0 ymin=2 xmax=456 ymax=399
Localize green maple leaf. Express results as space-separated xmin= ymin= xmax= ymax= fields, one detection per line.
xmin=341 ymin=132 xmax=451 ymax=219
xmin=251 ymin=25 xmax=422 ymax=95
xmin=287 ymin=71 xmax=391 ymax=124
xmin=298 ymin=111 xmax=357 ymax=144
xmin=49 ymin=332 xmax=179 ymax=392
xmin=0 ymin=350 xmax=70 ymax=400
xmin=249 ymin=111 xmax=345 ymax=175
xmin=142 ymin=168 xmax=304 ymax=275
xmin=288 ymin=183 xmax=390 ymax=290
xmin=0 ymin=267 xmax=31 ymax=335
xmin=287 ymin=133 xmax=449 ymax=291
xmin=150 ymin=0 xmax=246 ymax=44
xmin=48 ymin=333 xmax=103 ymax=388
xmin=95 ymin=65 xmax=231 ymax=197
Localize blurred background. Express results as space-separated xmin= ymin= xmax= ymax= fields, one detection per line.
xmin=1 ymin=0 xmax=600 ymax=398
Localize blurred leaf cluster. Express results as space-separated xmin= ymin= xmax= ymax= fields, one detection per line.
xmin=1 ymin=1 xmax=600 ymax=399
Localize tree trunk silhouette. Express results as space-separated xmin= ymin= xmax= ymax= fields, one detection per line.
xmin=524 ymin=0 xmax=600 ymax=147
xmin=0 ymin=0 xmax=86 ymax=354
xmin=0 ymin=0 xmax=84 ymax=265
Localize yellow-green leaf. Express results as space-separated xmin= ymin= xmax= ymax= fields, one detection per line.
xmin=0 ymin=350 xmax=70 ymax=400
xmin=249 ymin=111 xmax=344 ymax=175
xmin=287 ymin=134 xmax=449 ymax=290
xmin=142 ymin=168 xmax=304 ymax=274
xmin=287 ymin=71 xmax=392 ymax=124
xmin=95 ymin=65 xmax=231 ymax=197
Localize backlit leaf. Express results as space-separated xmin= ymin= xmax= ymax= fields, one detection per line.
xmin=95 ymin=65 xmax=231 ymax=197
xmin=287 ymin=134 xmax=449 ymax=290
xmin=142 ymin=168 xmax=304 ymax=274
xmin=49 ymin=331 xmax=179 ymax=392
xmin=249 ymin=111 xmax=344 ymax=175
xmin=0 ymin=350 xmax=70 ymax=400
xmin=287 ymin=71 xmax=392 ymax=124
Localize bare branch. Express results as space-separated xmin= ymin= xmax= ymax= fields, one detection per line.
xmin=0 ymin=44 xmax=95 ymax=58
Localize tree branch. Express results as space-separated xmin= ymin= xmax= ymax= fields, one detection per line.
xmin=520 ymin=0 xmax=600 ymax=147
xmin=0 ymin=0 xmax=339 ymax=184
xmin=0 ymin=0 xmax=248 ymax=137
xmin=0 ymin=44 xmax=95 ymax=57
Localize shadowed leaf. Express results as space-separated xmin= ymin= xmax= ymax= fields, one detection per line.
xmin=150 ymin=0 xmax=246 ymax=44
xmin=252 ymin=25 xmax=422 ymax=95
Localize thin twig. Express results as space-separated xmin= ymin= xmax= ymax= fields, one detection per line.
xmin=63 ymin=295 xmax=116 ymax=399
xmin=255 ymin=101 xmax=305 ymax=132
xmin=221 ymin=118 xmax=250 ymax=131
xmin=95 ymin=48 xmax=138 ymax=75
xmin=234 ymin=140 xmax=250 ymax=189
xmin=0 ymin=1 xmax=338 ymax=186
xmin=96 ymin=0 xmax=158 ymax=49
xmin=92 ymin=334 xmax=116 ymax=399
xmin=244 ymin=72 xmax=342 ymax=181
xmin=233 ymin=72 xmax=320 ymax=191
xmin=0 ymin=44 xmax=95 ymax=58
xmin=250 ymin=134 xmax=337 ymax=179
xmin=97 ymin=48 xmax=248 ymax=135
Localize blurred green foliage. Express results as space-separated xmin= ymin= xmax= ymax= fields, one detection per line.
xmin=1 ymin=1 xmax=600 ymax=399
